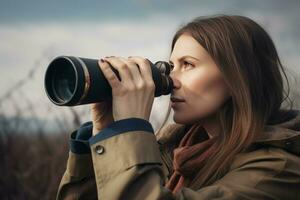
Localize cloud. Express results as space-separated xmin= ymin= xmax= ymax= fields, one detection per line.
xmin=1 ymin=0 xmax=299 ymax=24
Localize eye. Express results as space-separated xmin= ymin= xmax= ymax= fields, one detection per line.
xmin=169 ymin=63 xmax=174 ymax=71
xmin=183 ymin=61 xmax=194 ymax=69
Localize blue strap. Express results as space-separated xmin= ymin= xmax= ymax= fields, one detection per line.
xmin=89 ymin=118 xmax=154 ymax=146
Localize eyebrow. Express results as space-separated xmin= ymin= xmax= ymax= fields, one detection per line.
xmin=169 ymin=55 xmax=200 ymax=64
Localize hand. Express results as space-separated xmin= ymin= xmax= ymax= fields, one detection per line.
xmin=97 ymin=56 xmax=155 ymax=122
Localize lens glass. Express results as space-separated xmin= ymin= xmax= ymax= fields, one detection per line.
xmin=51 ymin=60 xmax=76 ymax=103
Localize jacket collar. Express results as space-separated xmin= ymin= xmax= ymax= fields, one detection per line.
xmin=253 ymin=109 xmax=300 ymax=155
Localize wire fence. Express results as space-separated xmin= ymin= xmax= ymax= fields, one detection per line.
xmin=0 ymin=53 xmax=171 ymax=136
xmin=0 ymin=53 xmax=90 ymax=199
xmin=0 ymin=53 xmax=94 ymax=136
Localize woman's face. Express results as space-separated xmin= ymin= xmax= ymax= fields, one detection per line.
xmin=169 ymin=33 xmax=231 ymax=125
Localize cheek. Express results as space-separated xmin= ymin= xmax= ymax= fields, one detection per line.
xmin=184 ymin=70 xmax=230 ymax=120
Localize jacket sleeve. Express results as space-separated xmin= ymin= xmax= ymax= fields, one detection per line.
xmin=58 ymin=118 xmax=300 ymax=200
xmin=56 ymin=122 xmax=98 ymax=200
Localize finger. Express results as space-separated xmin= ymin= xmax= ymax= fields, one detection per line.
xmin=98 ymin=59 xmax=121 ymax=89
xmin=128 ymin=56 xmax=153 ymax=83
xmin=103 ymin=57 xmax=134 ymax=85
xmin=118 ymin=57 xmax=143 ymax=84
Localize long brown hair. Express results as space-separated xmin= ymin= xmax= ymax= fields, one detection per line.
xmin=156 ymin=15 xmax=294 ymax=189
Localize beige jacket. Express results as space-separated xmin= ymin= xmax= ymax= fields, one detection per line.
xmin=57 ymin=110 xmax=300 ymax=200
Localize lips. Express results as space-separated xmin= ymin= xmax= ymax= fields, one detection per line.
xmin=170 ymin=96 xmax=185 ymax=102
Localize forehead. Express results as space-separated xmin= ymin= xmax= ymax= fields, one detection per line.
xmin=170 ymin=34 xmax=207 ymax=60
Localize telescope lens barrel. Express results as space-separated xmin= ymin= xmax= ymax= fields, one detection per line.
xmin=44 ymin=56 xmax=173 ymax=106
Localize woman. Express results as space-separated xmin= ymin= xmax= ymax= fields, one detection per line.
xmin=56 ymin=15 xmax=300 ymax=199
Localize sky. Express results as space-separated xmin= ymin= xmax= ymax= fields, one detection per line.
xmin=0 ymin=0 xmax=299 ymax=131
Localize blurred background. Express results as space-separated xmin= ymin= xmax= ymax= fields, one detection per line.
xmin=0 ymin=0 xmax=299 ymax=199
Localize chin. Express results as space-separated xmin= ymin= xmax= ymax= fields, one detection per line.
xmin=173 ymin=114 xmax=194 ymax=125
xmin=173 ymin=112 xmax=206 ymax=125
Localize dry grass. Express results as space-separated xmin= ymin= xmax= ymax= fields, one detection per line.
xmin=0 ymin=131 xmax=69 ymax=200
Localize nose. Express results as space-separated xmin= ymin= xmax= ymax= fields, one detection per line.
xmin=169 ymin=72 xmax=181 ymax=90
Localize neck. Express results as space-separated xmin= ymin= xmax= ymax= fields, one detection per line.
xmin=201 ymin=114 xmax=221 ymax=139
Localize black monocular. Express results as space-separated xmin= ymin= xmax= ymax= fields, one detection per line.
xmin=44 ymin=56 xmax=174 ymax=106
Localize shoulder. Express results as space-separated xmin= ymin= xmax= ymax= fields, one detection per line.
xmin=230 ymin=147 xmax=296 ymax=170
xmin=230 ymin=146 xmax=300 ymax=178
xmin=219 ymin=146 xmax=300 ymax=198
